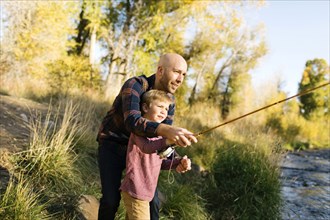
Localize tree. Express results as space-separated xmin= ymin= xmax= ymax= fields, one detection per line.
xmin=1 ymin=1 xmax=103 ymax=95
xmin=75 ymin=0 xmax=266 ymax=103
xmin=298 ymin=59 xmax=329 ymax=119
xmin=99 ymin=0 xmax=192 ymax=98
xmin=1 ymin=1 xmax=78 ymax=77
xmin=69 ymin=0 xmax=106 ymax=67
xmin=184 ymin=2 xmax=267 ymax=119
xmin=2 ymin=0 xmax=267 ymax=105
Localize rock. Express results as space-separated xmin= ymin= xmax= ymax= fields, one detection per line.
xmin=44 ymin=120 xmax=55 ymax=130
xmin=20 ymin=113 xmax=28 ymax=123
xmin=77 ymin=195 xmax=99 ymax=220
xmin=191 ymin=163 xmax=209 ymax=177
xmin=191 ymin=163 xmax=205 ymax=173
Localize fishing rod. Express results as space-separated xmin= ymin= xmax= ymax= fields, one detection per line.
xmin=194 ymin=82 xmax=330 ymax=137
xmin=158 ymin=82 xmax=330 ymax=158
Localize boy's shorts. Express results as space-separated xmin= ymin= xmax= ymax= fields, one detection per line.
xmin=122 ymin=191 xmax=150 ymax=220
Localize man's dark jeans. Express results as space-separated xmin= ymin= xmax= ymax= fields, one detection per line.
xmin=97 ymin=140 xmax=160 ymax=220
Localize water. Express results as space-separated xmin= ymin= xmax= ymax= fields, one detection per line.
xmin=280 ymin=149 xmax=330 ymax=220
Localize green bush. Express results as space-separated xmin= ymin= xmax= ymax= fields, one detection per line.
xmin=205 ymin=143 xmax=281 ymax=220
xmin=8 ymin=102 xmax=87 ymax=217
xmin=11 ymin=102 xmax=82 ymax=191
xmin=0 ymin=174 xmax=51 ymax=220
xmin=46 ymin=56 xmax=102 ymax=95
xmin=158 ymin=172 xmax=210 ymax=220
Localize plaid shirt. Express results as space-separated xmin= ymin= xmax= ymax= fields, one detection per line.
xmin=97 ymin=74 xmax=175 ymax=145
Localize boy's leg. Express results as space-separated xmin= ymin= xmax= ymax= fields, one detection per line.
xmin=98 ymin=141 xmax=127 ymax=220
xmin=122 ymin=191 xmax=150 ymax=220
xmin=150 ymin=189 xmax=160 ymax=220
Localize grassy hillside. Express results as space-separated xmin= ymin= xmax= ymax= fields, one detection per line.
xmin=0 ymin=93 xmax=281 ymax=219
xmin=0 ymin=79 xmax=328 ymax=219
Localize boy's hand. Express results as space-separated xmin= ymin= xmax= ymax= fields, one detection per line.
xmin=176 ymin=155 xmax=191 ymax=173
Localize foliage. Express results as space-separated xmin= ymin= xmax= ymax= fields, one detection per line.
xmin=2 ymin=0 xmax=268 ymax=114
xmin=0 ymin=174 xmax=51 ymax=220
xmin=206 ymin=143 xmax=281 ymax=220
xmin=1 ymin=1 xmax=78 ymax=78
xmin=158 ymin=172 xmax=210 ymax=220
xmin=262 ymin=79 xmax=329 ymax=149
xmin=11 ymin=102 xmax=82 ymax=191
xmin=297 ymin=115 xmax=330 ymax=149
xmin=46 ymin=55 xmax=102 ymax=94
xmin=185 ymin=3 xmax=267 ymax=118
xmin=6 ymin=101 xmax=90 ymax=217
xmin=298 ymin=59 xmax=330 ymax=119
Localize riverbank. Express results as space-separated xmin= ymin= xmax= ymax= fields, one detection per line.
xmin=280 ymin=149 xmax=330 ymax=219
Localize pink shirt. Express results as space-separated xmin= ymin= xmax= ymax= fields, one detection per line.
xmin=120 ymin=133 xmax=180 ymax=201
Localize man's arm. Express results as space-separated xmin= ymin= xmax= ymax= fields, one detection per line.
xmin=156 ymin=124 xmax=198 ymax=147
xmin=121 ymin=76 xmax=197 ymax=145
xmin=121 ymin=77 xmax=174 ymax=137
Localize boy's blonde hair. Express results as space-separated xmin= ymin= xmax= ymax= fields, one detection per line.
xmin=141 ymin=90 xmax=173 ymax=107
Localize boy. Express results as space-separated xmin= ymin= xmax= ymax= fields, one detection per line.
xmin=120 ymin=90 xmax=192 ymax=219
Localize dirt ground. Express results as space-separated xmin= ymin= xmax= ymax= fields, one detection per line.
xmin=0 ymin=94 xmax=50 ymax=152
xmin=0 ymin=94 xmax=50 ymax=191
xmin=0 ymin=94 xmax=100 ymax=219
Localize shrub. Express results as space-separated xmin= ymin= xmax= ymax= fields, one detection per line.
xmin=11 ymin=102 xmax=82 ymax=191
xmin=158 ymin=172 xmax=210 ymax=220
xmin=46 ymin=56 xmax=102 ymax=95
xmin=206 ymin=143 xmax=281 ymax=220
xmin=9 ymin=101 xmax=87 ymax=217
xmin=0 ymin=174 xmax=51 ymax=220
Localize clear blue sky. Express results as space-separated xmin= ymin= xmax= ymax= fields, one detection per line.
xmin=248 ymin=0 xmax=329 ymax=96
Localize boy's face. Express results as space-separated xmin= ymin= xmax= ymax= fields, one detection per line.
xmin=142 ymin=100 xmax=170 ymax=123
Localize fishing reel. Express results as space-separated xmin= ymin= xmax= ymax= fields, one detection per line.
xmin=157 ymin=144 xmax=176 ymax=159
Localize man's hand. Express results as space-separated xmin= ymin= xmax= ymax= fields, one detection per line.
xmin=158 ymin=124 xmax=197 ymax=147
xmin=176 ymin=155 xmax=191 ymax=173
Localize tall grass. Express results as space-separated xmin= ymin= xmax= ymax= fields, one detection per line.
xmin=0 ymin=74 xmax=52 ymax=102
xmin=207 ymin=143 xmax=282 ymax=219
xmin=5 ymin=101 xmax=91 ymax=218
xmin=0 ymin=174 xmax=51 ymax=220
xmin=174 ymin=102 xmax=283 ymax=219
xmin=3 ymin=76 xmax=320 ymax=219
xmin=158 ymin=172 xmax=210 ymax=220
xmin=67 ymin=95 xmax=107 ymax=196
xmin=12 ymin=102 xmax=83 ymax=191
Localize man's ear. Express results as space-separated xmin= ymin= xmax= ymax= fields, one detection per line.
xmin=142 ymin=103 xmax=149 ymax=113
xmin=157 ymin=66 xmax=164 ymax=77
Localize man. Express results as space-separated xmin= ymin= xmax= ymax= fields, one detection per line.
xmin=97 ymin=53 xmax=197 ymax=220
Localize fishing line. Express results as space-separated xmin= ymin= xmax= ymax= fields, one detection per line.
xmin=158 ymin=82 xmax=330 ymax=158
xmin=194 ymin=82 xmax=330 ymax=137
xmin=167 ymin=152 xmax=175 ymax=184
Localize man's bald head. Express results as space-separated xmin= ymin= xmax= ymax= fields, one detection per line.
xmin=155 ymin=53 xmax=188 ymax=94
xmin=157 ymin=53 xmax=187 ymax=70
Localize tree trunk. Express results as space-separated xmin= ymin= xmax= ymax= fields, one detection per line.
xmin=189 ymin=62 xmax=205 ymax=104
xmin=210 ymin=54 xmax=233 ymax=93
xmin=89 ymin=25 xmax=97 ymax=67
